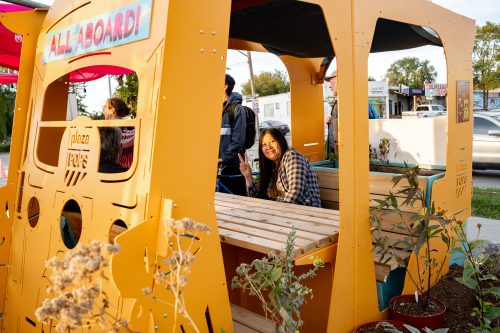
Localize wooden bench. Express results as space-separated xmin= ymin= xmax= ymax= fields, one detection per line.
xmin=231 ymin=304 xmax=275 ymax=333
xmin=215 ymin=192 xmax=340 ymax=332
xmin=314 ymin=167 xmax=424 ymax=282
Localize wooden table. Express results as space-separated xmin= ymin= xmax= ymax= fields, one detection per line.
xmin=214 ymin=192 xmax=340 ymax=260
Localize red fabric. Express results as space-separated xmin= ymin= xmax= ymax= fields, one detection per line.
xmin=0 ymin=73 xmax=18 ymax=84
xmin=0 ymin=3 xmax=31 ymax=70
xmin=69 ymin=66 xmax=133 ymax=82
xmin=0 ymin=66 xmax=133 ymax=84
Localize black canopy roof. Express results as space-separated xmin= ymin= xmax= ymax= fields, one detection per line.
xmin=229 ymin=0 xmax=442 ymax=58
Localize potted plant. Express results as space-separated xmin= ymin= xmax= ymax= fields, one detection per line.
xmin=371 ymin=165 xmax=454 ymax=330
xmin=353 ymin=321 xmax=449 ymax=333
xmin=231 ymin=229 xmax=324 ymax=333
xmin=353 ymin=320 xmax=410 ymax=332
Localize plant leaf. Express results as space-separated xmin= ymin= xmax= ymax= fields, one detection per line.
xmin=485 ymin=287 xmax=500 ymax=298
xmin=271 ymin=267 xmax=282 ymax=282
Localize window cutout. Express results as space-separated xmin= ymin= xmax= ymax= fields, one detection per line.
xmin=0 ymin=81 xmax=16 ymax=183
xmin=5 ymin=201 xmax=9 ymax=219
xmin=38 ymin=67 xmax=137 ymax=170
xmin=368 ymin=19 xmax=447 ymax=167
xmin=108 ymin=219 xmax=127 ymax=244
xmin=60 ymin=199 xmax=82 ymax=249
xmin=27 ymin=197 xmax=40 ymax=228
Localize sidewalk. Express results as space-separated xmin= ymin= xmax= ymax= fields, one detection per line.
xmin=467 ymin=216 xmax=500 ymax=243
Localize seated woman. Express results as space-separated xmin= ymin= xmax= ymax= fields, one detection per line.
xmin=103 ymin=97 xmax=135 ymax=168
xmin=239 ymin=128 xmax=322 ymax=207
xmin=99 ymin=127 xmax=128 ymax=173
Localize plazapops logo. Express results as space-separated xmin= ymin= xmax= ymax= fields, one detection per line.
xmin=43 ymin=0 xmax=152 ymax=63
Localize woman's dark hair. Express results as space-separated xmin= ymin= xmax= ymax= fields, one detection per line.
xmin=258 ymin=128 xmax=289 ymax=199
xmin=225 ymin=74 xmax=235 ymax=96
xmin=107 ymin=98 xmax=130 ymax=118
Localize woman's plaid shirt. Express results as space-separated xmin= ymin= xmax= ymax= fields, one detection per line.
xmin=248 ymin=149 xmax=322 ymax=207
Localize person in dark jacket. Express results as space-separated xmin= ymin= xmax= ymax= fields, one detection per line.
xmin=99 ymin=127 xmax=128 ymax=173
xmin=324 ymin=70 xmax=378 ymax=160
xmin=218 ymin=74 xmax=247 ymax=195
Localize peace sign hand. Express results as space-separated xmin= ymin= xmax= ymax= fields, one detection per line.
xmin=238 ymin=153 xmax=253 ymax=186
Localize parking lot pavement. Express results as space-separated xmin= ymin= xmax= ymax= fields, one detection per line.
xmin=467 ymin=216 xmax=500 ymax=243
xmin=473 ymin=169 xmax=500 ymax=189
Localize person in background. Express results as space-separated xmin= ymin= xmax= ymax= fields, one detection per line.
xmin=99 ymin=127 xmax=127 ymax=173
xmin=324 ymin=70 xmax=378 ymax=159
xmin=239 ymin=128 xmax=321 ymax=207
xmin=218 ymin=74 xmax=247 ymax=195
xmin=103 ymin=97 xmax=134 ymax=168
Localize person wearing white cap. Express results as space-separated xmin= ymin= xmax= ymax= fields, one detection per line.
xmin=324 ymin=71 xmax=378 ymax=160
xmin=324 ymin=70 xmax=339 ymax=160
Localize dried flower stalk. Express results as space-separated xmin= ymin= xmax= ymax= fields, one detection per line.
xmin=35 ymin=240 xmax=129 ymax=332
xmin=147 ymin=217 xmax=211 ymax=333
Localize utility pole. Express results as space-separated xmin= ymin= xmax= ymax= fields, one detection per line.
xmin=246 ymin=51 xmax=260 ymax=135
xmin=107 ymin=75 xmax=112 ymax=98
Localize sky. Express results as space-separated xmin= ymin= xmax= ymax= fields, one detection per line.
xmin=16 ymin=0 xmax=500 ymax=111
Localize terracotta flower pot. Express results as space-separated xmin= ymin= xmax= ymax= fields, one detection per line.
xmin=389 ymin=294 xmax=446 ymax=330
xmin=353 ymin=320 xmax=410 ymax=332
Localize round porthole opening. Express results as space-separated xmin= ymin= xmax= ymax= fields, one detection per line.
xmin=60 ymin=200 xmax=82 ymax=249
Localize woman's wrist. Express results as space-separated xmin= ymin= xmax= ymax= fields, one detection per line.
xmin=245 ymin=176 xmax=253 ymax=187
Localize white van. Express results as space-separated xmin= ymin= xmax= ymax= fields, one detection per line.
xmin=402 ymin=104 xmax=447 ymax=118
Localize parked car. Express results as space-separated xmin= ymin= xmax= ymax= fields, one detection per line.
xmin=402 ymin=104 xmax=447 ymax=118
xmin=259 ymin=120 xmax=290 ymax=135
xmin=473 ymin=112 xmax=500 ymax=170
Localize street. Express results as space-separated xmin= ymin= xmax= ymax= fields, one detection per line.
xmin=472 ymin=169 xmax=500 ymax=189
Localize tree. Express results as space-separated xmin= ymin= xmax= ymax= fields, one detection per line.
xmin=114 ymin=73 xmax=138 ymax=117
xmin=241 ymin=70 xmax=290 ymax=97
xmin=0 ymin=84 xmax=16 ymax=142
xmin=384 ymin=57 xmax=437 ymax=87
xmin=473 ymin=22 xmax=500 ymax=109
xmin=368 ymin=75 xmax=376 ymax=81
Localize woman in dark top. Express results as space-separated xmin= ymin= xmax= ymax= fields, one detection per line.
xmin=103 ymin=97 xmax=134 ymax=168
xmin=239 ymin=128 xmax=321 ymax=207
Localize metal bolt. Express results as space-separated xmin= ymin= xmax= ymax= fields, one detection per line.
xmin=199 ymin=29 xmax=204 ymax=34
xmin=163 ymin=313 xmax=168 ymax=318
xmin=173 ymin=203 xmax=177 ymax=208
xmin=211 ymin=31 xmax=216 ymax=36
xmin=200 ymin=48 xmax=205 ymax=53
xmin=212 ymin=49 xmax=217 ymax=53
xmin=154 ymin=325 xmax=159 ymax=330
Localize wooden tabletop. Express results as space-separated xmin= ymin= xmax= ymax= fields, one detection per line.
xmin=215 ymin=192 xmax=340 ymax=258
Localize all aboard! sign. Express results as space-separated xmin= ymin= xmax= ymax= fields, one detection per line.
xmin=43 ymin=0 xmax=152 ymax=63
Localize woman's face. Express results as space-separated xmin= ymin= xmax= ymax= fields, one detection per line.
xmin=261 ymin=133 xmax=282 ymax=163
xmin=103 ymin=101 xmax=117 ymax=120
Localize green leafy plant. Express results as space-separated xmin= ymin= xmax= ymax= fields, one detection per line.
xmin=368 ymin=321 xmax=449 ymax=332
xmin=231 ymin=229 xmax=324 ymax=333
xmin=371 ymin=165 xmax=453 ymax=310
xmin=451 ymin=222 xmax=500 ymax=332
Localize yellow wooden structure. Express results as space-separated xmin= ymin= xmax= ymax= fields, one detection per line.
xmin=0 ymin=0 xmax=474 ymax=332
